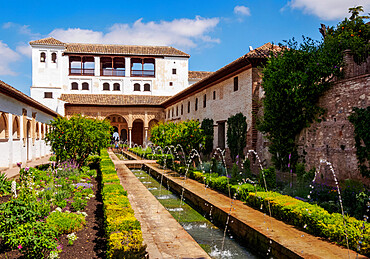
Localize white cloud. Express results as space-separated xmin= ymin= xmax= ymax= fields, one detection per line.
xmin=16 ymin=44 xmax=32 ymax=58
xmin=49 ymin=16 xmax=220 ymax=49
xmin=0 ymin=41 xmax=21 ymax=76
xmin=285 ymin=0 xmax=370 ymax=20
xmin=2 ymin=22 xmax=40 ymax=38
xmin=234 ymin=5 xmax=251 ymax=16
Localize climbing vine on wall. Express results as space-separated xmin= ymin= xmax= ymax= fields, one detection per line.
xmin=257 ymin=7 xmax=369 ymax=171
xmin=348 ymin=106 xmax=370 ymax=177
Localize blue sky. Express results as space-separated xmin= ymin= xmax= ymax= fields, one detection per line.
xmin=0 ymin=0 xmax=368 ymax=95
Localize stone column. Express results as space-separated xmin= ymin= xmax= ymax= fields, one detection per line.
xmin=129 ymin=127 xmax=132 ymax=148
xmin=94 ymin=56 xmax=100 ymax=77
xmin=144 ymin=127 xmax=148 ymax=148
xmin=125 ymin=57 xmax=131 ymax=77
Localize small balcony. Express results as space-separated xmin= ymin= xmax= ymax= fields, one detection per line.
xmin=101 ymin=68 xmax=125 ymax=77
xmin=69 ymin=68 xmax=95 ymax=76
xmin=131 ymin=70 xmax=155 ymax=77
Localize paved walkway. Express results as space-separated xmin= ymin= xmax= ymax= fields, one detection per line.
xmin=108 ymin=151 xmax=210 ymax=259
xmin=1 ymin=155 xmax=51 ymax=179
xmin=144 ymin=162 xmax=366 ymax=259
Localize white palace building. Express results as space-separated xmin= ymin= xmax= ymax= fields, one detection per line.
xmin=1 ymin=36 xmax=276 ymax=170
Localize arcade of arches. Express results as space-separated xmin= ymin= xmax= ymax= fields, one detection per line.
xmin=64 ymin=105 xmax=163 ymax=147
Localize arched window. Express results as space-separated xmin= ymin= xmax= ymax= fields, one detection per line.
xmin=51 ymin=52 xmax=57 ymax=63
xmin=71 ymin=82 xmax=78 ymax=90
xmin=144 ymin=83 xmax=150 ymax=91
xmin=134 ymin=83 xmax=140 ymax=91
xmin=103 ymin=83 xmax=110 ymax=91
xmin=12 ymin=117 xmax=19 ymax=139
xmin=40 ymin=52 xmax=46 ymax=62
xmin=0 ymin=113 xmax=8 ymax=139
xmin=82 ymin=82 xmax=89 ymax=90
xmin=113 ymin=83 xmax=120 ymax=91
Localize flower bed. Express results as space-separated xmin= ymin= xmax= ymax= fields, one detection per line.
xmin=100 ymin=149 xmax=147 ymax=258
xmin=0 ymin=161 xmax=102 ymax=258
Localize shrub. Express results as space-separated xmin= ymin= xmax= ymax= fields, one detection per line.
xmin=46 ymin=211 xmax=86 ymax=234
xmin=259 ymin=166 xmax=276 ymax=190
xmin=245 ymin=192 xmax=370 ymax=255
xmin=0 ymin=172 xmax=11 ymax=195
xmin=71 ymin=198 xmax=87 ymax=212
xmin=45 ymin=115 xmax=112 ymax=166
xmin=227 ymin=113 xmax=248 ymax=162
xmin=107 ymin=230 xmax=147 ymax=259
xmin=6 ymin=221 xmax=58 ymax=259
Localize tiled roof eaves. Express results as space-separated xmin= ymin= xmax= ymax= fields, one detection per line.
xmin=59 ymin=94 xmax=170 ymax=106
xmin=0 ymin=81 xmax=59 ymax=117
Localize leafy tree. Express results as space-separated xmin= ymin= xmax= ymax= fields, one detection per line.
xmin=45 ymin=115 xmax=112 ymax=166
xmin=150 ymin=120 xmax=205 ymax=154
xmin=226 ymin=113 xmax=248 ymax=162
xmin=257 ymin=7 xmax=369 ymax=171
xmin=200 ymin=118 xmax=214 ymax=157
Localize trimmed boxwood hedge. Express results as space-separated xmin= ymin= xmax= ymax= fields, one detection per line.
xmin=100 ymin=149 xmax=147 ymax=258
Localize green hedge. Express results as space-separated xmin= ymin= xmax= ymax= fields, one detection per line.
xmin=246 ymin=192 xmax=370 ymax=255
xmin=100 ymin=149 xmax=147 ymax=258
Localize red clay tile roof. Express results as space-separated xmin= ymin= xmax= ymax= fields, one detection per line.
xmin=0 ymin=80 xmax=58 ymax=117
xmin=30 ymin=37 xmax=190 ymax=57
xmin=29 ymin=37 xmax=65 ymax=46
xmin=60 ymin=94 xmax=170 ymax=106
xmin=245 ymin=42 xmax=282 ymax=58
xmin=65 ymin=43 xmax=190 ymax=57
xmin=188 ymin=71 xmax=214 ymax=80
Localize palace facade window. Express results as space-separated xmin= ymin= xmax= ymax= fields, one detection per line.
xmin=203 ymin=94 xmax=207 ymax=108
xmin=69 ymin=56 xmax=95 ymax=75
xmin=172 ymin=68 xmax=177 ymax=74
xmin=195 ymin=98 xmax=198 ymax=111
xmin=82 ymin=82 xmax=89 ymax=90
xmin=101 ymin=57 xmax=125 ymax=76
xmin=103 ymin=83 xmax=110 ymax=91
xmin=131 ymin=58 xmax=155 ymax=77
xmin=181 ymin=104 xmax=183 ymax=115
xmin=71 ymin=82 xmax=78 ymax=90
xmin=234 ymin=76 xmax=238 ymax=91
xmin=134 ymin=83 xmax=141 ymax=91
xmin=113 ymin=83 xmax=120 ymax=91
xmin=51 ymin=52 xmax=57 ymax=63
xmin=40 ymin=52 xmax=46 ymax=62
xmin=213 ymin=90 xmax=216 ymax=100
xmin=44 ymin=92 xmax=53 ymax=98
xmin=188 ymin=101 xmax=190 ymax=113
xmin=144 ymin=83 xmax=151 ymax=91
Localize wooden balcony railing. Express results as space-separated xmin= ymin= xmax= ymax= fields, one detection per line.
xmin=131 ymin=70 xmax=155 ymax=77
xmin=101 ymin=69 xmax=125 ymax=77
xmin=69 ymin=68 xmax=95 ymax=76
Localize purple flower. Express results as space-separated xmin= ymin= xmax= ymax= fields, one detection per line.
xmin=288 ymin=163 xmax=290 ymax=168
xmin=17 ymin=162 xmax=22 ymax=167
xmin=227 ymin=174 xmax=231 ymax=179
xmin=18 ymin=244 xmax=22 ymax=249
xmin=288 ymin=153 xmax=291 ymax=160
xmin=25 ymin=167 xmax=29 ymax=172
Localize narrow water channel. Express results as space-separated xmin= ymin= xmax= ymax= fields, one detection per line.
xmin=131 ymin=168 xmax=259 ymax=259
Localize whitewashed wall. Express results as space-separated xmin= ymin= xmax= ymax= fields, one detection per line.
xmin=0 ymin=92 xmax=54 ymax=168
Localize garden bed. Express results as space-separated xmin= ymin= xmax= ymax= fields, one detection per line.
xmin=0 ymin=164 xmax=107 ymax=259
